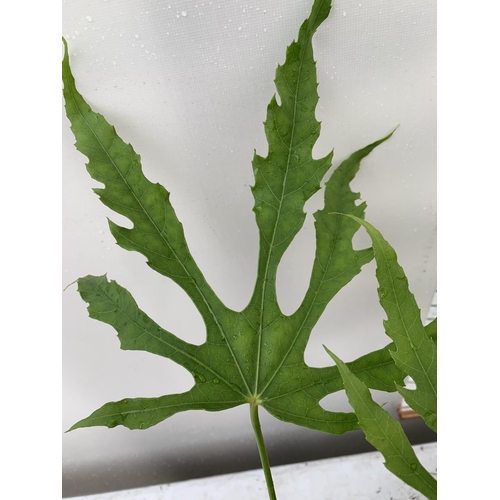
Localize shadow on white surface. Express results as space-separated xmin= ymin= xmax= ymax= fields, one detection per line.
xmin=71 ymin=443 xmax=436 ymax=500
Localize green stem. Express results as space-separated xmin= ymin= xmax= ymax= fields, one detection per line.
xmin=250 ymin=403 xmax=277 ymax=500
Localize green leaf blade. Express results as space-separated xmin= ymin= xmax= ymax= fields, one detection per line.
xmin=346 ymin=216 xmax=437 ymax=432
xmin=62 ymin=38 xmax=226 ymax=343
xmin=293 ymin=131 xmax=396 ymax=337
xmin=325 ymin=348 xmax=437 ymax=500
xmin=345 ymin=343 xmax=405 ymax=391
xmin=77 ymin=274 xmax=195 ymax=361
xmin=260 ymin=343 xmax=405 ymax=435
xmin=248 ymin=0 xmax=333 ymax=315
xmin=63 ymin=1 xmax=424 ymax=448
xmin=76 ymin=274 xmax=250 ymax=400
xmin=68 ymin=390 xmax=244 ymax=432
xmin=256 ymin=133 xmax=397 ymax=411
xmin=264 ymin=395 xmax=359 ymax=435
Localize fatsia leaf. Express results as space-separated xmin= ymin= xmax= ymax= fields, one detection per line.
xmin=343 ymin=216 xmax=437 ymax=432
xmin=324 ymin=348 xmax=437 ymax=500
xmin=63 ymin=0 xmax=403 ymax=437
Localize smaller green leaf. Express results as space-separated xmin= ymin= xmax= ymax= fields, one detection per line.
xmin=324 ymin=347 xmax=437 ymax=500
xmin=341 ymin=215 xmax=437 ymax=432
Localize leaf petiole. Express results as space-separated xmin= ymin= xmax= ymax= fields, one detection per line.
xmin=250 ymin=403 xmax=277 ymax=500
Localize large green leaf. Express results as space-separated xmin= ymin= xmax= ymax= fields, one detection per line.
xmin=63 ymin=0 xmax=403 ymax=436
xmin=344 ymin=216 xmax=437 ymax=432
xmin=325 ymin=348 xmax=437 ymax=500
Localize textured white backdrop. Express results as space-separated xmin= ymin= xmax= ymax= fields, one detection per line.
xmin=62 ymin=0 xmax=436 ymax=496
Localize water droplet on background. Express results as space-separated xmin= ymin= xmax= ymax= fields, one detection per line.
xmin=86 ymin=16 xmax=93 ymax=22
xmin=181 ymin=10 xmax=187 ymax=17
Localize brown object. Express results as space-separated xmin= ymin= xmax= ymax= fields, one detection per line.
xmin=397 ymin=403 xmax=421 ymax=420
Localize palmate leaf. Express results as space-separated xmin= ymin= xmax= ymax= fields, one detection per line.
xmin=325 ymin=348 xmax=437 ymax=500
xmin=343 ymin=216 xmax=438 ymax=432
xmin=63 ymin=0 xmax=403 ymax=437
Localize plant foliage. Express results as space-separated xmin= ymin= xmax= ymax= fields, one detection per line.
xmin=63 ymin=0 xmax=435 ymax=497
xmin=325 ymin=217 xmax=437 ymax=498
xmin=63 ymin=0 xmax=403 ymax=434
xmin=326 ymin=348 xmax=437 ymax=499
